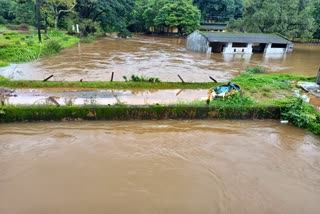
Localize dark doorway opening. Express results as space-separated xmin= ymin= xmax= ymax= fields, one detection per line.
xmin=252 ymin=43 xmax=267 ymax=53
xmin=209 ymin=42 xmax=227 ymax=53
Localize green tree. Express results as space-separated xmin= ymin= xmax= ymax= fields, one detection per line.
xmin=243 ymin=0 xmax=316 ymax=39
xmin=127 ymin=0 xmax=151 ymax=32
xmin=194 ymin=0 xmax=242 ymax=22
xmin=312 ymin=0 xmax=320 ymax=38
xmin=154 ymin=0 xmax=200 ymax=35
xmin=44 ymin=0 xmax=77 ymax=29
xmin=142 ymin=0 xmax=167 ymax=31
xmin=0 ymin=0 xmax=17 ymax=24
xmin=75 ymin=0 xmax=134 ymax=35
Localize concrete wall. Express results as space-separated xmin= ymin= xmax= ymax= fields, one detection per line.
xmin=186 ymin=31 xmax=210 ymax=53
xmin=223 ymin=42 xmax=253 ymax=54
xmin=264 ymin=43 xmax=287 ymax=54
xmin=186 ymin=31 xmax=293 ymax=54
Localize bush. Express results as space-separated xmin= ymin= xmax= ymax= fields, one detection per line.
xmin=80 ymin=35 xmax=96 ymax=43
xmin=42 ymin=39 xmax=62 ymax=56
xmin=117 ymin=29 xmax=132 ymax=38
xmin=123 ymin=75 xmax=161 ymax=83
xmin=246 ymin=66 xmax=266 ymax=74
xmin=282 ymin=98 xmax=320 ymax=135
xmin=79 ymin=19 xmax=101 ymax=37
xmin=19 ymin=24 xmax=29 ymax=31
xmin=210 ymin=92 xmax=255 ymax=106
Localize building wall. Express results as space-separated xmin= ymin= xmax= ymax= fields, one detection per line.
xmin=264 ymin=43 xmax=287 ymax=54
xmin=186 ymin=31 xmax=210 ymax=53
xmin=223 ymin=43 xmax=253 ymax=54
xmin=186 ymin=31 xmax=294 ymax=54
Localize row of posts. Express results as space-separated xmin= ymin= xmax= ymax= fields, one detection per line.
xmin=42 ymin=69 xmax=320 ymax=85
xmin=42 ymin=73 xmax=218 ymax=84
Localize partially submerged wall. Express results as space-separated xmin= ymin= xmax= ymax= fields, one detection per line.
xmin=186 ymin=31 xmax=210 ymax=53
xmin=0 ymin=105 xmax=281 ymax=122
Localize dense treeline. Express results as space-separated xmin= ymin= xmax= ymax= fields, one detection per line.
xmin=0 ymin=0 xmax=319 ymax=39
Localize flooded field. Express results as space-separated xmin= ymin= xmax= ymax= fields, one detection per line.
xmin=0 ymin=120 xmax=320 ymax=214
xmin=1 ymin=35 xmax=319 ymax=82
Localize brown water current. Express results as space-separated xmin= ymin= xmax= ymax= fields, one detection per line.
xmin=0 ymin=120 xmax=320 ymax=214
xmin=1 ymin=35 xmax=320 ymax=82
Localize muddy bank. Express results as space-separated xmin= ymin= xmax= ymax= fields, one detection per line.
xmin=0 ymin=105 xmax=281 ymax=122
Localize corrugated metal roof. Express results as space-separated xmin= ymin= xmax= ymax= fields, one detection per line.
xmin=202 ymin=32 xmax=291 ymax=44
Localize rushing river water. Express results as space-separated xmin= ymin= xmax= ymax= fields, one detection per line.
xmin=0 ymin=120 xmax=320 ymax=214
xmin=1 ymin=35 xmax=320 ymax=82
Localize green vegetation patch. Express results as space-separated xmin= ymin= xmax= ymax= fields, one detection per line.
xmin=0 ymin=30 xmax=79 ymax=67
xmin=0 ymin=79 xmax=214 ymax=90
xmin=282 ymin=98 xmax=320 ymax=135
xmin=0 ymin=104 xmax=282 ymax=122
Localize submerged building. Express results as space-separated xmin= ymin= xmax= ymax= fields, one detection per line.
xmin=186 ymin=31 xmax=294 ymax=54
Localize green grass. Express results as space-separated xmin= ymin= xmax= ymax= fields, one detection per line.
xmin=0 ymin=60 xmax=9 ymax=67
xmin=0 ymin=28 xmax=79 ymax=67
xmin=0 ymin=73 xmax=314 ymax=91
xmin=0 ymin=79 xmax=214 ymax=89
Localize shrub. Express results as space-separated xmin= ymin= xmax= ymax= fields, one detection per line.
xmin=117 ymin=29 xmax=132 ymax=38
xmin=246 ymin=66 xmax=266 ymax=74
xmin=80 ymin=35 xmax=96 ymax=43
xmin=79 ymin=19 xmax=101 ymax=37
xmin=123 ymin=75 xmax=161 ymax=83
xmin=211 ymin=92 xmax=255 ymax=106
xmin=19 ymin=24 xmax=29 ymax=31
xmin=282 ymin=98 xmax=320 ymax=135
xmin=42 ymin=39 xmax=62 ymax=56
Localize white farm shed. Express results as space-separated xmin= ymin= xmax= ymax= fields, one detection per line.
xmin=186 ymin=31 xmax=294 ymax=54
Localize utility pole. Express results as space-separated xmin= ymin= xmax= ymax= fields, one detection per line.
xmin=36 ymin=0 xmax=42 ymax=43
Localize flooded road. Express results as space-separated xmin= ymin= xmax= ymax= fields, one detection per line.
xmin=1 ymin=35 xmax=319 ymax=82
xmin=1 ymin=120 xmax=320 ymax=214
xmin=4 ymin=88 xmax=207 ymax=106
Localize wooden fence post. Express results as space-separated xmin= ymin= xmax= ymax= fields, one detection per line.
xmin=43 ymin=75 xmax=54 ymax=82
xmin=177 ymin=74 xmax=185 ymax=84
xmin=317 ymin=68 xmax=320 ymax=85
xmin=111 ymin=72 xmax=114 ymax=82
xmin=209 ymin=76 xmax=218 ymax=83
xmin=48 ymin=96 xmax=60 ymax=107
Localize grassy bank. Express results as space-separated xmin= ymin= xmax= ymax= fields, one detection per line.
xmin=0 ymin=104 xmax=281 ymax=122
xmin=0 ymin=26 xmax=79 ymax=66
xmin=0 ymin=73 xmax=315 ymax=91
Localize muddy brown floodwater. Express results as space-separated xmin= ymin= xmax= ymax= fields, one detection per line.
xmin=0 ymin=120 xmax=320 ymax=214
xmin=1 ymin=35 xmax=320 ymax=82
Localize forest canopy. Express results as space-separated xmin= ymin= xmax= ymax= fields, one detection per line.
xmin=0 ymin=0 xmax=319 ymax=39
